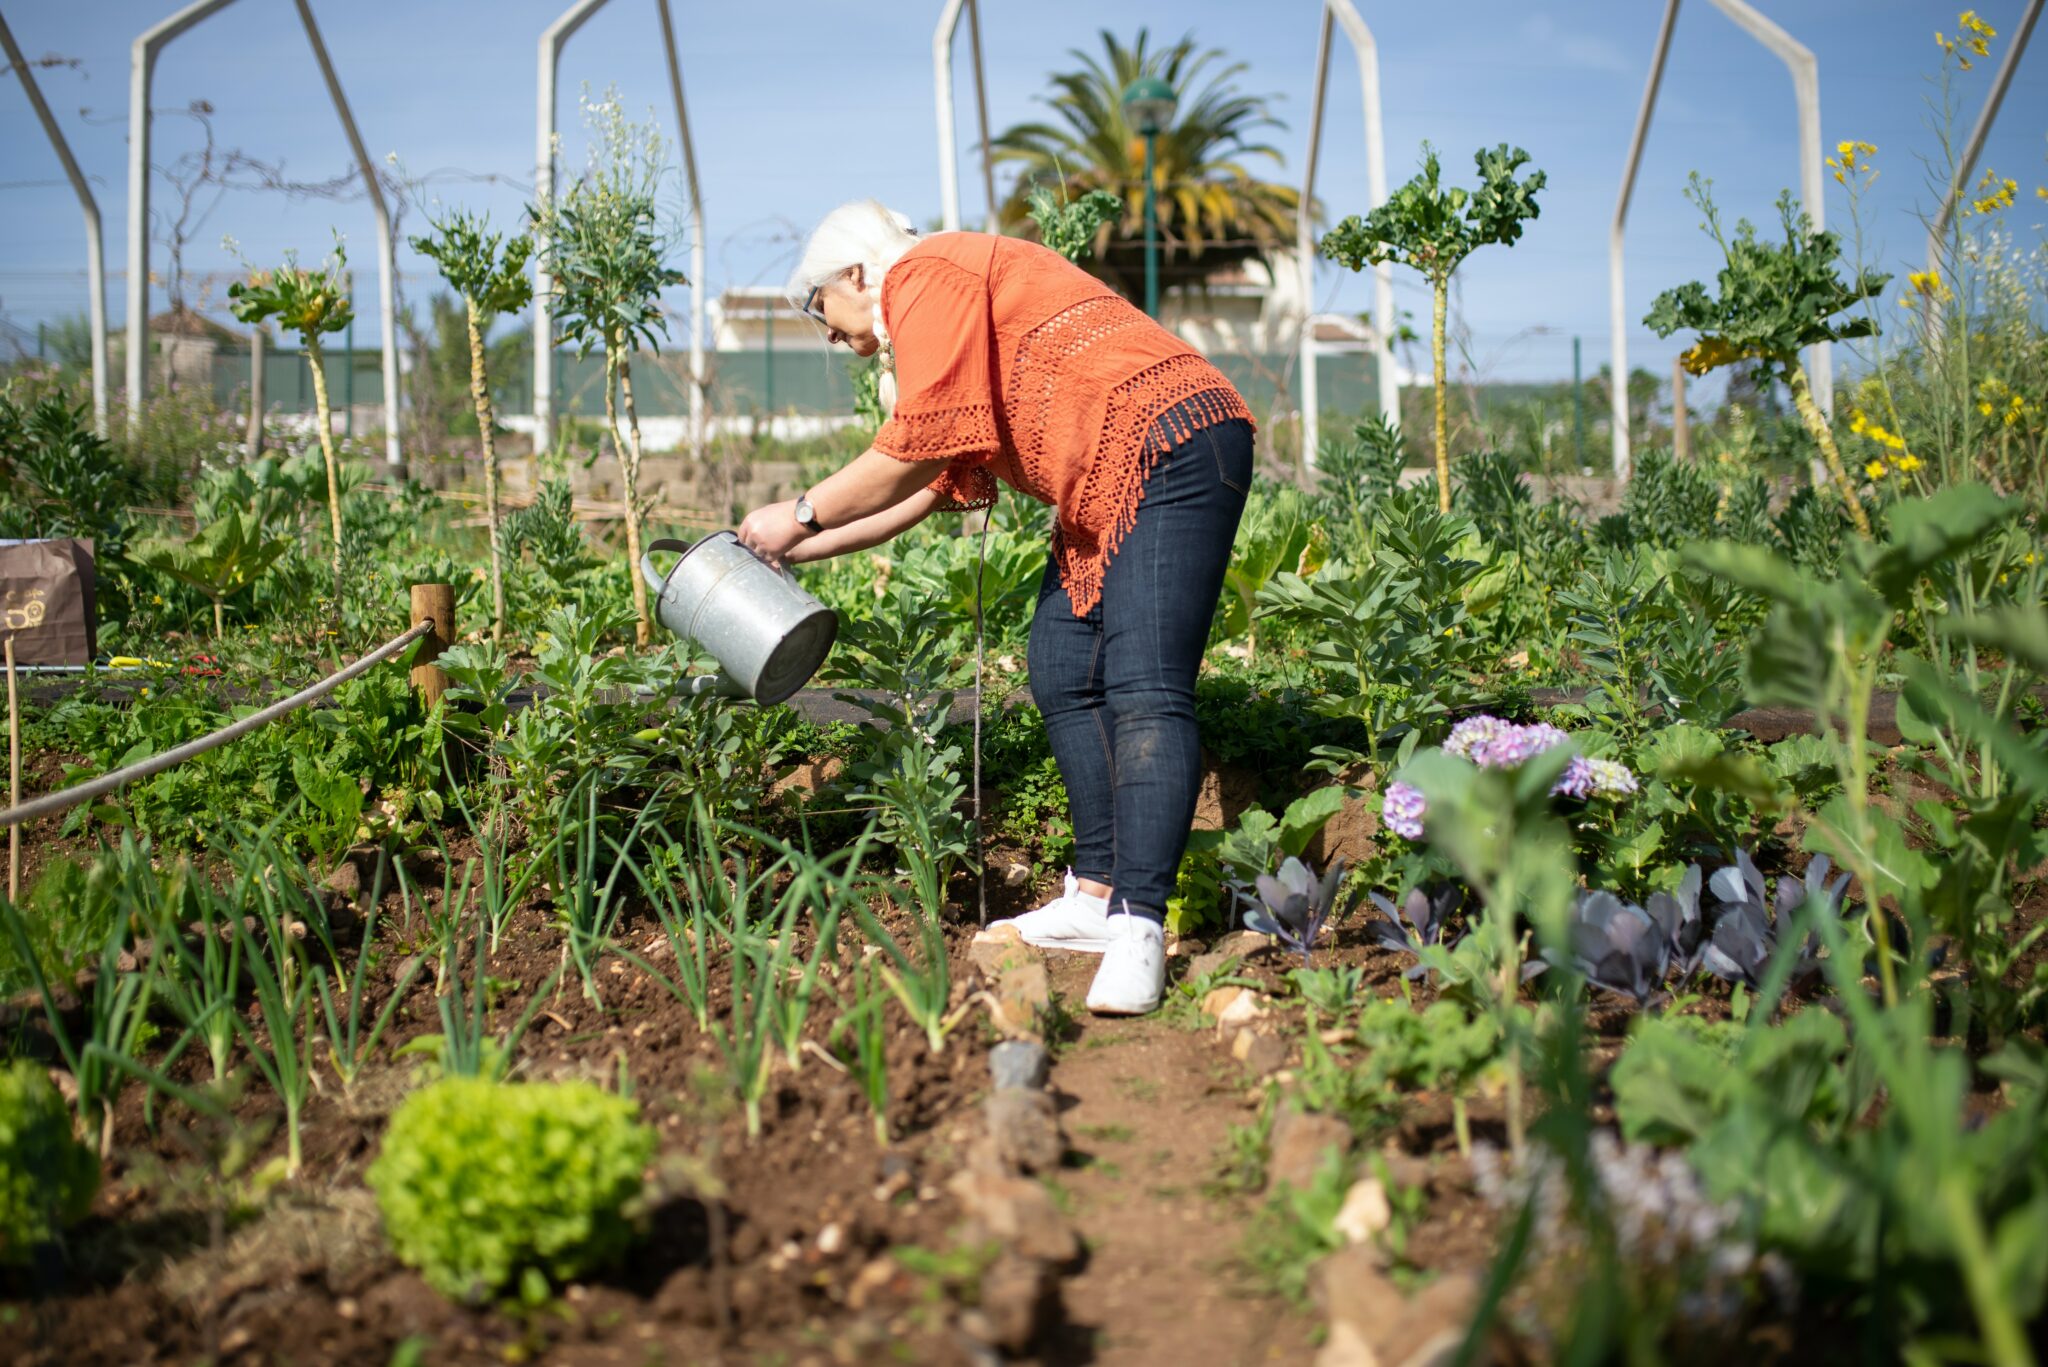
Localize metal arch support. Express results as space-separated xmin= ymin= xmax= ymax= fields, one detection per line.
xmin=294 ymin=0 xmax=403 ymax=472
xmin=125 ymin=0 xmax=403 ymax=468
xmin=533 ymin=0 xmax=611 ymax=457
xmin=655 ymin=0 xmax=707 ymax=460
xmin=534 ymin=0 xmax=707 ymax=458
xmin=1298 ymin=0 xmax=1397 ymax=470
xmin=1924 ymin=0 xmax=2042 ymax=299
xmin=933 ymin=0 xmax=998 ymax=233
xmin=1609 ymin=0 xmax=1826 ymax=481
xmin=0 ymin=7 xmax=108 ymax=434
xmin=126 ymin=0 xmax=240 ymax=438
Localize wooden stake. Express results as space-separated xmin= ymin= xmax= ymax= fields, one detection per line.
xmin=1672 ymin=357 xmax=1691 ymax=463
xmin=408 ymin=583 xmax=455 ymax=708
xmin=6 ymin=635 xmax=18 ymax=903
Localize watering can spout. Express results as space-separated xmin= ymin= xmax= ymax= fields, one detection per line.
xmin=687 ymin=672 xmax=748 ymax=699
xmin=639 ymin=533 xmax=839 ymax=706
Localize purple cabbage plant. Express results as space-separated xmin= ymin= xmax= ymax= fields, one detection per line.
xmin=1698 ymin=849 xmax=1838 ymax=988
xmin=1238 ymin=856 xmax=1366 ymax=966
xmin=1361 ymin=884 xmax=1467 ymax=979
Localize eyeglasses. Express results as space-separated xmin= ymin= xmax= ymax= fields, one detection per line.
xmin=800 ymin=283 xmax=828 ymax=327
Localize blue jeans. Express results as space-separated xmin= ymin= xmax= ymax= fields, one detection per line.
xmin=1027 ymin=412 xmax=1253 ymax=923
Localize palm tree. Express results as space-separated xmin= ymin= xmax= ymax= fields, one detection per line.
xmin=992 ymin=30 xmax=1300 ymax=300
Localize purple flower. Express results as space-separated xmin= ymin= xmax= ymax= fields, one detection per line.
xmin=1443 ymin=715 xmax=1513 ymax=764
xmin=1443 ymin=715 xmax=1573 ymax=769
xmin=1383 ymin=781 xmax=1427 ymax=841
xmin=1553 ymin=755 xmax=1640 ymax=800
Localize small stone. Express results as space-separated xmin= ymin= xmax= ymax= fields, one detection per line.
xmin=1216 ymin=990 xmax=1267 ymax=1032
xmin=817 ymin=1222 xmax=846 ymax=1256
xmin=1232 ymin=1028 xmax=1289 ymax=1076
xmin=1269 ymin=1105 xmax=1353 ymax=1190
xmin=1201 ymin=985 xmax=1247 ymax=1019
xmin=985 ymin=1089 xmax=1065 ymax=1174
xmin=990 ymin=1039 xmax=1050 ymax=1091
xmin=1314 ymin=1319 xmax=1384 ymax=1367
xmin=946 ymin=1169 xmax=1079 ymax=1264
xmin=335 ymin=1298 xmax=359 ymax=1320
xmin=977 ymin=1251 xmax=1056 ymax=1351
xmin=1000 ymin=861 xmax=1032 ymax=888
xmin=1334 ymin=1178 xmax=1392 ymax=1245
xmin=989 ymin=960 xmax=1052 ymax=1038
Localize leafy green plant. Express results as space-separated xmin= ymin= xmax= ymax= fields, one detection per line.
xmin=230 ymin=887 xmax=320 ymax=1177
xmin=310 ymin=863 xmax=424 ymax=1093
xmin=834 ymin=954 xmax=894 ymax=1145
xmin=226 ymin=235 xmax=354 ymax=604
xmin=1242 ymin=1146 xmax=1349 ymax=1303
xmin=411 ymin=207 xmax=533 ymax=642
xmin=0 ymin=1060 xmax=100 ymax=1266
xmin=1321 ymin=144 xmax=1545 ymax=510
xmin=367 ymin=1076 xmax=655 ymax=1303
xmin=1644 ymin=177 xmax=1889 ymax=536
xmin=530 ymin=91 xmax=686 ymax=644
xmin=1024 ymin=181 xmax=1122 ymax=263
xmin=131 ymin=508 xmax=291 ymax=638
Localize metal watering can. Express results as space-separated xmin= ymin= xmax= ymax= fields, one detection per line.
xmin=640 ymin=534 xmax=838 ymax=706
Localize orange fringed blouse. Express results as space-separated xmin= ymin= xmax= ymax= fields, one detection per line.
xmin=870 ymin=232 xmax=1252 ymax=617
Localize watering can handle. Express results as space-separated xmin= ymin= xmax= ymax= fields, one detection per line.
xmin=641 ymin=538 xmax=693 ymax=595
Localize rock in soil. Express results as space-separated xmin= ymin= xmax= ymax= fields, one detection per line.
xmin=1269 ymin=1105 xmax=1354 ymax=1190
xmin=990 ymin=1038 xmax=1051 ymax=1092
xmin=974 ymin=1251 xmax=1058 ymax=1351
xmin=1316 ymin=1246 xmax=1488 ymax=1367
xmin=1335 ymin=1177 xmax=1393 ymax=1244
xmin=989 ymin=960 xmax=1052 ymax=1038
xmin=1307 ymin=766 xmax=1381 ymax=869
xmin=947 ymin=1168 xmax=1080 ymax=1264
xmin=1231 ymin=1027 xmax=1289 ymax=1076
xmin=984 ymin=1089 xmax=1065 ymax=1174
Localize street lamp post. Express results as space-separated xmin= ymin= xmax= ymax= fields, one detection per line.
xmin=1120 ymin=76 xmax=1177 ymax=318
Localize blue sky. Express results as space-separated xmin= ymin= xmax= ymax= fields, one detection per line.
xmin=2 ymin=0 xmax=2042 ymax=386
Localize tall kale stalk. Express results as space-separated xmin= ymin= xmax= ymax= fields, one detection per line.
xmin=227 ymin=236 xmax=353 ymax=606
xmin=1644 ymin=176 xmax=1888 ymax=537
xmin=532 ymin=93 xmax=686 ymax=645
xmin=1320 ymin=145 xmax=1545 ymax=511
xmin=411 ymin=210 xmax=533 ymax=642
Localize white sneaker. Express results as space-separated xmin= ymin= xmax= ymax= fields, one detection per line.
xmin=1085 ymin=909 xmax=1166 ymax=1015
xmin=991 ymin=871 xmax=1115 ymax=953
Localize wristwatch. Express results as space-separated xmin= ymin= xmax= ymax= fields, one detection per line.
xmin=793 ymin=492 xmax=824 ymax=534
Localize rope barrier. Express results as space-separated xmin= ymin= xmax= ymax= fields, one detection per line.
xmin=0 ymin=620 xmax=436 ymax=831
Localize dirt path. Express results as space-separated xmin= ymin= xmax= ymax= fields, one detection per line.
xmin=1035 ymin=951 xmax=1315 ymax=1367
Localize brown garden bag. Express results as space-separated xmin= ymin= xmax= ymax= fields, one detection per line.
xmin=0 ymin=537 xmax=97 ymax=664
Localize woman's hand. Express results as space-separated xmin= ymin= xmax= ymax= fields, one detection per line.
xmin=736 ymin=499 xmax=810 ymax=570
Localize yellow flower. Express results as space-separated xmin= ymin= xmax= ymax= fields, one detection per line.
xmin=1959 ymin=9 xmax=1996 ymax=37
xmin=1967 ymin=170 xmax=2017 ymax=214
xmin=1906 ymin=269 xmax=1950 ymax=302
xmin=2024 ymin=552 xmax=2041 ymax=567
xmin=1849 ymin=409 xmax=1870 ymax=435
xmin=1865 ymin=460 xmax=1887 ymax=480
xmin=1981 ymin=400 xmax=1997 ymax=416
xmin=1897 ymin=454 xmax=1922 ymax=473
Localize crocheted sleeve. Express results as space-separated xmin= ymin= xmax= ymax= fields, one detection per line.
xmin=873 ymin=258 xmax=1001 ymax=479
xmin=926 ymin=458 xmax=998 ymax=513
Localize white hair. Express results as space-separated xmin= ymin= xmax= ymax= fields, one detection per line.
xmin=787 ymin=200 xmax=920 ymax=411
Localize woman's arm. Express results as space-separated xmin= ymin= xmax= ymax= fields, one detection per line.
xmin=737 ymin=446 xmax=952 ymax=566
xmin=787 ymin=486 xmax=942 ymax=563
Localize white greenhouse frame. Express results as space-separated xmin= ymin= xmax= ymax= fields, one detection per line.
xmin=933 ymin=0 xmax=998 ymax=233
xmin=0 ymin=7 xmax=108 ymax=434
xmin=1924 ymin=0 xmax=2042 ymax=317
xmin=531 ymin=0 xmax=708 ymax=460
xmin=1298 ymin=0 xmax=1397 ymax=470
xmin=1610 ymin=0 xmax=1825 ymax=481
xmin=125 ymin=0 xmax=404 ymax=470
